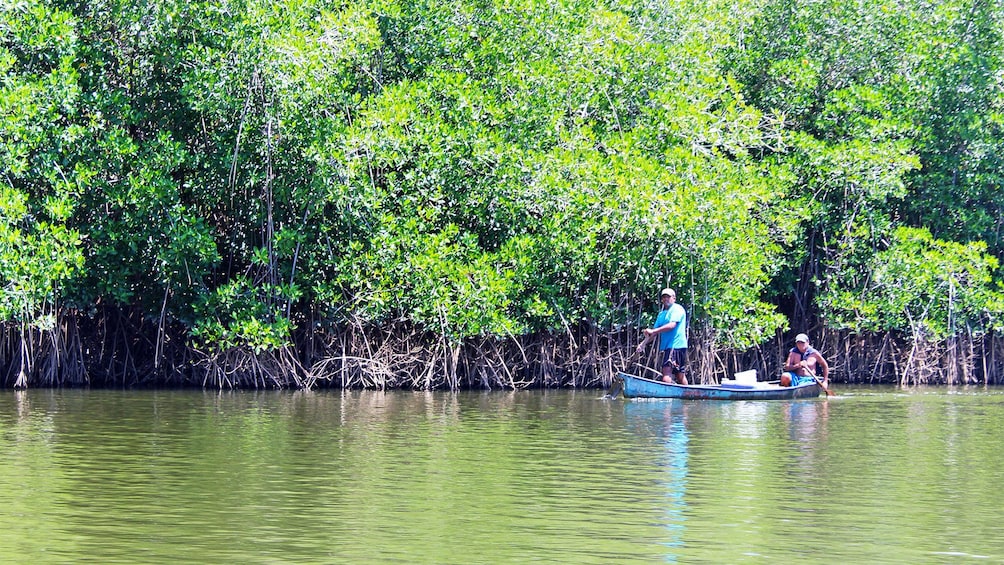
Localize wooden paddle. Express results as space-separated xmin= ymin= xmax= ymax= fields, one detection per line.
xmin=605 ymin=375 xmax=624 ymax=399
xmin=811 ymin=373 xmax=835 ymax=396
xmin=604 ymin=349 xmax=640 ymax=399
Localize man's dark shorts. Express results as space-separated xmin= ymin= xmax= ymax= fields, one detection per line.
xmin=661 ymin=348 xmax=688 ymax=373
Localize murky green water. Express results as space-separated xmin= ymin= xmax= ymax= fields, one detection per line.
xmin=1 ymin=387 xmax=1002 ymax=563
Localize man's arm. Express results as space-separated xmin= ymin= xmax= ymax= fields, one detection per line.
xmin=635 ymin=334 xmax=651 ymax=353
xmin=784 ymin=352 xmax=803 ymax=372
xmin=637 ymin=320 xmax=678 ymax=352
xmin=813 ymin=352 xmax=830 ymax=380
xmin=644 ymin=320 xmax=677 ymax=337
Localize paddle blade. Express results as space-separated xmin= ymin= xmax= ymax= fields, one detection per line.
xmin=605 ymin=375 xmax=624 ymax=399
xmin=815 ymin=376 xmax=835 ymax=396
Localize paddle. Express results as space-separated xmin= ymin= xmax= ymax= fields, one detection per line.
xmin=605 ymin=376 xmax=624 ymax=399
xmin=606 ymin=349 xmax=646 ymax=397
xmin=605 ymin=349 xmax=640 ymax=399
xmin=811 ymin=373 xmax=835 ymax=397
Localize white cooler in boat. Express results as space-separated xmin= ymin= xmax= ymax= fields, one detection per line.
xmin=721 ymin=369 xmax=759 ymax=388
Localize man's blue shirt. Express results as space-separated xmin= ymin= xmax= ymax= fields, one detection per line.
xmin=656 ymin=303 xmax=687 ymax=350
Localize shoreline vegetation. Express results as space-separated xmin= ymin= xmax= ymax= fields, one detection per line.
xmin=3 ymin=0 xmax=1004 ymax=389
xmin=4 ymin=319 xmax=1002 ymax=389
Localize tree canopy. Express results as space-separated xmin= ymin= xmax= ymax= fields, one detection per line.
xmin=3 ymin=0 xmax=1003 ymax=388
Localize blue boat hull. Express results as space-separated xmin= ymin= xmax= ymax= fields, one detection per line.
xmin=614 ymin=372 xmax=821 ymax=400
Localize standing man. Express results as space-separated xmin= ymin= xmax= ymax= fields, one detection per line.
xmin=636 ymin=288 xmax=688 ymax=384
xmin=782 ymin=333 xmax=829 ymax=387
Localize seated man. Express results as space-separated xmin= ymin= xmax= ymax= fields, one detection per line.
xmin=781 ymin=333 xmax=829 ymax=387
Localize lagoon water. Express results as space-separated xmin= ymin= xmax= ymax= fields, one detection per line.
xmin=1 ymin=386 xmax=1002 ymax=563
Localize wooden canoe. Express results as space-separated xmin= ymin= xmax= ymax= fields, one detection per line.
xmin=612 ymin=372 xmax=822 ymax=400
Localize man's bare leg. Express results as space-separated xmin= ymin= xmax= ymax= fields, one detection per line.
xmin=662 ymin=366 xmax=674 ymax=383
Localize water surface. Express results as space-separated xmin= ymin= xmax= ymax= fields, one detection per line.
xmin=1 ymin=387 xmax=1002 ymax=563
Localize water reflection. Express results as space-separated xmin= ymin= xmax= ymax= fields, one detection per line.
xmin=780 ymin=399 xmax=830 ymax=446
xmin=720 ymin=401 xmax=769 ymax=439
xmin=620 ymin=398 xmax=839 ymax=562
xmin=623 ymin=401 xmax=691 ymax=562
xmin=659 ymin=404 xmax=688 ymax=560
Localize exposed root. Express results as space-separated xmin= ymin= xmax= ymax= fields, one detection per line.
xmin=3 ymin=313 xmax=1004 ymax=389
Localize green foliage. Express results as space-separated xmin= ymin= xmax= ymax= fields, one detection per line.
xmin=821 ymin=227 xmax=1004 ymax=339
xmin=190 ymin=276 xmax=295 ymax=353
xmin=298 ymin=0 xmax=803 ymax=347
xmin=0 ymin=1 xmax=85 ymax=328
xmin=892 ymin=0 xmax=1004 ymax=255
xmin=720 ymin=0 xmax=1004 ymax=349
xmin=0 ymin=185 xmax=84 ymax=327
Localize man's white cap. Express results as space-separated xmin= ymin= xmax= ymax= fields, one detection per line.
xmin=795 ymin=333 xmax=809 ymax=343
xmin=660 ymin=288 xmax=674 ymax=297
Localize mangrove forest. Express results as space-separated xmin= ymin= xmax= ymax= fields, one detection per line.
xmin=3 ymin=0 xmax=1004 ymax=389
